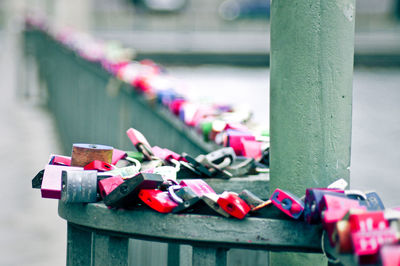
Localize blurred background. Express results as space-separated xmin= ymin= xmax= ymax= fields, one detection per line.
xmin=0 ymin=0 xmax=399 ymax=265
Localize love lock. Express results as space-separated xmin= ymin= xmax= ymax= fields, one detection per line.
xmin=217 ymin=191 xmax=251 ymax=219
xmin=139 ymin=189 xmax=178 ymax=213
xmin=103 ymin=173 xmax=164 ymax=209
xmin=61 ymin=170 xmax=98 ymax=203
xmin=270 ymin=188 xmax=304 ymax=219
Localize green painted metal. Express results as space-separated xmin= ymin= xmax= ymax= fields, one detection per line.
xmin=67 ymin=223 xmax=92 ymax=266
xmin=269 ymin=0 xmax=356 ymax=265
xmin=58 ymin=202 xmax=323 ymax=253
xmin=192 ymin=247 xmax=228 ymax=266
xmin=92 ymin=233 xmax=129 ymax=266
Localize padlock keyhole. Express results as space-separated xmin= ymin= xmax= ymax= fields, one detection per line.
xmin=226 ymin=203 xmax=235 ymax=212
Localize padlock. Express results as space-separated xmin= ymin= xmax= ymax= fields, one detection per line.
xmin=49 ymin=155 xmax=71 ymax=166
xmin=112 ymin=148 xmax=127 ymax=165
xmin=380 ymin=245 xmax=400 ymax=266
xmin=103 ymin=173 xmax=164 ymax=208
xmin=84 ymin=160 xmax=115 ymax=172
xmin=71 ymin=143 xmax=113 ymax=167
xmin=176 ymin=160 xmax=203 ymax=179
xmin=170 ymin=186 xmax=202 ymax=213
xmin=126 ymin=128 xmax=154 ymax=160
xmin=217 ymin=191 xmax=251 ymax=219
xmin=352 ymin=228 xmax=398 ymax=265
xmin=222 ymin=130 xmax=256 ymax=156
xmin=360 ymin=191 xmax=385 ymax=211
xmin=320 ymin=195 xmax=367 ymax=245
xmin=270 ymin=188 xmax=304 ymax=219
xmin=304 ymin=188 xmax=345 ymax=224
xmin=139 ymin=189 xmax=178 ymax=213
xmin=41 ymin=165 xmax=83 ymax=199
xmin=61 ymin=170 xmax=98 ymax=203
xmin=141 ymin=158 xmax=164 ymax=171
xmin=145 ymin=166 xmax=177 ymax=182
xmin=240 ymin=139 xmax=263 ymax=160
xmin=182 ymin=153 xmax=213 ymax=177
xmin=259 ymin=147 xmax=270 ymax=167
xmin=349 ymin=211 xmax=389 ymax=233
xmin=32 ymin=169 xmax=44 ymax=189
xmin=98 ymin=175 xmax=125 ymax=198
xmin=169 ymin=98 xmax=186 ymax=116
xmin=238 ymin=189 xmax=264 ymax=209
xmin=98 ymin=164 xmax=140 ymax=179
xmin=201 ymin=193 xmax=230 ymax=218
xmin=333 ymin=220 xmax=353 ymax=253
xmin=126 ymin=151 xmax=145 ymax=162
xmin=225 ymin=156 xmax=255 ymax=177
xmin=152 ymin=146 xmax=185 ymax=162
xmin=179 ymin=179 xmax=215 ymax=197
xmin=208 ymin=120 xmax=227 ymax=142
xmin=204 ymin=147 xmax=236 ymax=166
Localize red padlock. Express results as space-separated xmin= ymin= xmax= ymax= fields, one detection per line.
xmin=270 ymin=188 xmax=304 ymax=219
xmin=98 ymin=176 xmax=124 ymax=198
xmin=352 ymin=228 xmax=398 ymax=264
xmin=349 ymin=211 xmax=389 ymax=233
xmin=380 ymin=245 xmax=400 ymax=266
xmin=320 ymin=195 xmax=366 ymax=245
xmin=179 ymin=179 xmax=215 ymax=197
xmin=49 ymin=155 xmax=72 ymax=166
xmin=217 ymin=191 xmax=251 ymax=219
xmin=84 ymin=160 xmax=115 ymax=172
xmin=139 ymin=189 xmax=178 ymax=213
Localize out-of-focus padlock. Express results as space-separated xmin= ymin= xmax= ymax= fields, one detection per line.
xmin=126 ymin=128 xmax=154 ymax=160
xmin=217 ymin=191 xmax=251 ymax=219
xmin=61 ymin=170 xmax=98 ymax=203
xmin=84 ymin=160 xmax=115 ymax=172
xmin=380 ymin=245 xmax=400 ymax=266
xmin=139 ymin=189 xmax=178 ymax=213
xmin=98 ymin=175 xmax=125 ymax=199
xmin=225 ymin=156 xmax=255 ymax=177
xmin=103 ymin=173 xmax=164 ymax=208
xmin=352 ymin=228 xmax=398 ymax=265
xmin=222 ymin=130 xmax=256 ymax=156
xmin=304 ymin=188 xmax=345 ymax=224
xmin=320 ymin=195 xmax=366 ymax=245
xmin=270 ymin=188 xmax=304 ymax=219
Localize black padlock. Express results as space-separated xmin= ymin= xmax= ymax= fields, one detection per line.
xmin=360 ymin=191 xmax=385 ymax=211
xmin=182 ymin=153 xmax=213 ymax=177
xmin=61 ymin=170 xmax=98 ymax=203
xmin=176 ymin=161 xmax=203 ymax=179
xmin=259 ymin=147 xmax=270 ymax=167
xmin=169 ymin=186 xmax=202 ymax=213
xmin=103 ymin=173 xmax=164 ymax=209
xmin=32 ymin=169 xmax=44 ymax=189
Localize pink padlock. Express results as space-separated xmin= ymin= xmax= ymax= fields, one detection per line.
xmin=179 ymin=179 xmax=216 ymax=197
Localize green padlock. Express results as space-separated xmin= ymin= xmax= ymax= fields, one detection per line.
xmin=126 ymin=151 xmax=145 ymax=162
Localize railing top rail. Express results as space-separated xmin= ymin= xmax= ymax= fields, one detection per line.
xmin=58 ymin=201 xmax=323 ymax=253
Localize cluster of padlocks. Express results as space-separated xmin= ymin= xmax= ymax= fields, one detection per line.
xmin=31 ymin=127 xmax=400 ymax=265
xmin=25 ymin=15 xmax=270 ymax=160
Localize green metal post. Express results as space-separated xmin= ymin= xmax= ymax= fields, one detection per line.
xmin=270 ymin=0 xmax=356 ymax=265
